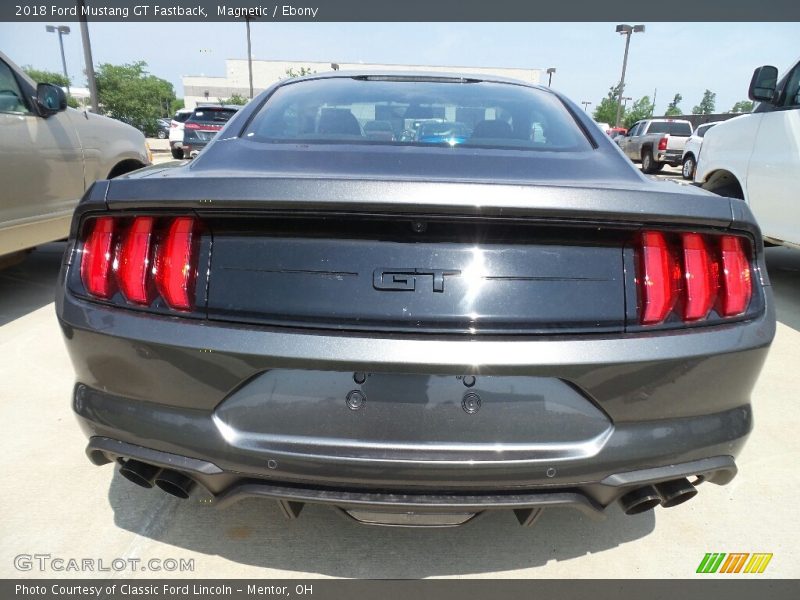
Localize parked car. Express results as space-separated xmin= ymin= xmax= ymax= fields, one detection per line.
xmin=695 ymin=58 xmax=800 ymax=249
xmin=0 ymin=51 xmax=150 ymax=260
xmin=155 ymin=118 xmax=170 ymax=139
xmin=168 ymin=108 xmax=194 ymax=158
xmin=681 ymin=122 xmax=718 ymax=180
xmin=181 ymin=105 xmax=239 ymax=158
xmin=57 ymin=72 xmax=774 ymax=528
xmin=616 ymin=118 xmax=693 ymax=173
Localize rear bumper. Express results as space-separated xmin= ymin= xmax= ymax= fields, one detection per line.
xmin=657 ymin=149 xmax=683 ymax=164
xmin=58 ymin=282 xmax=774 ymax=519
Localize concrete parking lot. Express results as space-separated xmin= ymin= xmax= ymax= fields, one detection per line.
xmin=0 ymin=239 xmax=798 ymax=579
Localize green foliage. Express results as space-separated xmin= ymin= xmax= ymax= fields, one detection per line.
xmin=623 ymin=96 xmax=655 ymax=128
xmin=220 ymin=94 xmax=248 ymax=106
xmin=284 ymin=66 xmax=316 ymax=78
xmin=171 ymin=98 xmax=185 ymax=112
xmin=729 ymin=100 xmax=754 ymax=114
xmin=95 ymin=61 xmax=176 ymax=136
xmin=665 ymin=93 xmax=683 ymax=116
xmin=593 ymin=84 xmax=624 ymax=125
xmin=66 ymin=95 xmax=80 ymax=108
xmin=23 ymin=66 xmax=70 ymax=87
xmin=692 ymin=90 xmax=716 ymax=115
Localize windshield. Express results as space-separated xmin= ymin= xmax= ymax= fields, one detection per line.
xmin=189 ymin=108 xmax=237 ymax=123
xmin=244 ymin=77 xmax=592 ymax=151
xmin=646 ymin=121 xmax=692 ymax=136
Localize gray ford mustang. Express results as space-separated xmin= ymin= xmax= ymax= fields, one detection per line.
xmin=56 ymin=72 xmax=775 ymax=528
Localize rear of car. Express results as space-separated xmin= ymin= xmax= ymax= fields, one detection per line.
xmin=646 ymin=119 xmax=693 ymax=166
xmin=56 ymin=73 xmax=774 ymax=527
xmin=182 ymin=105 xmax=239 ymax=158
xmin=168 ymin=108 xmax=193 ymax=158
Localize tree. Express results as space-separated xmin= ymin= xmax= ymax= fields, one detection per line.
xmin=593 ymin=84 xmax=624 ymax=125
xmin=284 ymin=66 xmax=316 ymax=78
xmin=623 ymin=96 xmax=655 ymax=128
xmin=665 ymin=93 xmax=683 ymax=116
xmin=692 ymin=90 xmax=716 ymax=115
xmin=22 ymin=66 xmax=70 ymax=87
xmin=220 ymin=94 xmax=248 ymax=106
xmin=729 ymin=100 xmax=754 ymax=114
xmin=22 ymin=66 xmax=79 ymax=108
xmin=95 ymin=61 xmax=176 ymax=135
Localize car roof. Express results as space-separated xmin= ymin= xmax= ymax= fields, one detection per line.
xmin=274 ymin=70 xmax=548 ymax=92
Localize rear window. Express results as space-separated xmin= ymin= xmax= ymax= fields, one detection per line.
xmin=244 ymin=77 xmax=592 ymax=151
xmin=173 ymin=112 xmax=192 ymax=123
xmin=189 ymin=108 xmax=237 ymax=123
xmin=646 ymin=121 xmax=692 ymax=136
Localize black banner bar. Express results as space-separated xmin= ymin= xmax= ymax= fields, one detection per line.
xmin=2 ymin=0 xmax=800 ymax=22
xmin=3 ymin=580 xmax=800 ymax=600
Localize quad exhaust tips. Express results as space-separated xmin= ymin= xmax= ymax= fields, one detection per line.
xmin=118 ymin=460 xmax=196 ymax=499
xmin=619 ymin=478 xmax=698 ymax=515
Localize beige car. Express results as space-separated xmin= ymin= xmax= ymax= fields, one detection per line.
xmin=0 ymin=51 xmax=150 ymax=259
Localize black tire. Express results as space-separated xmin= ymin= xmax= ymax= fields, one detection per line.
xmin=682 ymin=154 xmax=696 ymax=180
xmin=157 ymin=129 xmax=167 ymax=139
xmin=171 ymin=147 xmax=184 ymax=159
xmin=641 ymin=149 xmax=659 ymax=174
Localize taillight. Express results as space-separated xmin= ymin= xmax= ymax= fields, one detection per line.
xmin=78 ymin=216 xmax=201 ymax=311
xmin=184 ymin=122 xmax=200 ymax=129
xmin=636 ymin=230 xmax=753 ymax=326
xmin=155 ymin=217 xmax=198 ymax=310
xmin=80 ymin=217 xmax=117 ymax=299
xmin=639 ymin=231 xmax=679 ymax=324
xmin=681 ymin=233 xmax=717 ymax=321
xmin=657 ymin=137 xmax=668 ymax=151
xmin=719 ymin=235 xmax=752 ymax=317
xmin=117 ymin=217 xmax=155 ymax=305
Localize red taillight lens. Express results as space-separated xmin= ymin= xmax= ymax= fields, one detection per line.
xmin=639 ymin=231 xmax=680 ymax=324
xmin=681 ymin=233 xmax=718 ymax=321
xmin=637 ymin=230 xmax=753 ymax=326
xmin=117 ymin=217 xmax=155 ymax=304
xmin=80 ymin=217 xmax=117 ymax=299
xmin=184 ymin=122 xmax=200 ymax=129
xmin=155 ymin=217 xmax=199 ymax=310
xmin=719 ymin=235 xmax=752 ymax=316
xmin=658 ymin=137 xmax=668 ymax=151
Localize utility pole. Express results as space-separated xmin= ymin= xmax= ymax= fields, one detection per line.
xmin=651 ymin=88 xmax=658 ymax=117
xmin=77 ymin=0 xmax=99 ymax=112
xmin=546 ymin=67 xmax=556 ymax=87
xmin=614 ymin=24 xmax=645 ymax=127
xmin=581 ymin=101 xmax=592 ymax=112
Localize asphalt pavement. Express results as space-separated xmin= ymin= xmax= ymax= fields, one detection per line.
xmin=0 ymin=234 xmax=798 ymax=579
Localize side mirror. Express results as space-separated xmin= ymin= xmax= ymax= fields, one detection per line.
xmin=36 ymin=83 xmax=67 ymax=116
xmin=748 ymin=66 xmax=778 ymax=103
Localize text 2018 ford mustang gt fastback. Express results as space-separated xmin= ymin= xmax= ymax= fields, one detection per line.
xmin=56 ymin=72 xmax=774 ymax=527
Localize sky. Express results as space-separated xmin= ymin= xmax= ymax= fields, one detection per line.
xmin=2 ymin=21 xmax=798 ymax=115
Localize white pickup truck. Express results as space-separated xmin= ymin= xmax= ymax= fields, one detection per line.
xmin=695 ymin=58 xmax=800 ymax=249
xmin=616 ymin=118 xmax=694 ymax=174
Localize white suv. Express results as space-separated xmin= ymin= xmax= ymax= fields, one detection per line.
xmin=681 ymin=122 xmax=717 ymax=180
xmin=695 ymin=58 xmax=800 ymax=248
xmin=168 ymin=108 xmax=194 ymax=159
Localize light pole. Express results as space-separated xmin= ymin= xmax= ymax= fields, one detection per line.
xmin=45 ymin=25 xmax=71 ymax=97
xmin=614 ymin=24 xmax=645 ymax=127
xmin=581 ymin=101 xmax=592 ymax=112
xmin=546 ymin=67 xmax=556 ymax=87
xmin=245 ymin=17 xmax=254 ymax=99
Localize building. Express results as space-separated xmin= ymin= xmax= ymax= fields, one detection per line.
xmin=182 ymin=59 xmax=543 ymax=109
